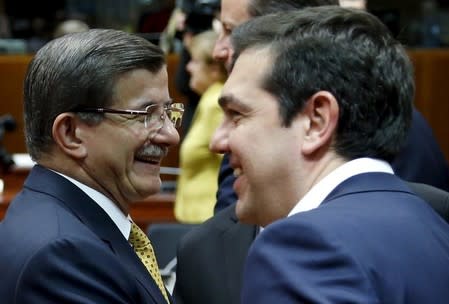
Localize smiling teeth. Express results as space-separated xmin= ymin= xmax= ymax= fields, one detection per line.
xmin=234 ymin=168 xmax=242 ymax=177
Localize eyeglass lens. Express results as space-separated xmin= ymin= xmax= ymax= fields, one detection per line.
xmin=144 ymin=103 xmax=184 ymax=130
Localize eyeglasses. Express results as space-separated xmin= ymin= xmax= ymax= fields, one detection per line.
xmin=76 ymin=103 xmax=184 ymax=131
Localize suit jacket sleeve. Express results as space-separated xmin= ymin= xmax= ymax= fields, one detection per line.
xmin=241 ymin=218 xmax=379 ymax=304
xmin=14 ymin=236 xmax=140 ymax=304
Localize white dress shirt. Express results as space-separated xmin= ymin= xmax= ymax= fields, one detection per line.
xmin=53 ymin=171 xmax=131 ymax=239
xmin=288 ymin=157 xmax=394 ymax=217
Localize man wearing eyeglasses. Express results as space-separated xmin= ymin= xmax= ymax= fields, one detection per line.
xmin=0 ymin=29 xmax=183 ymax=303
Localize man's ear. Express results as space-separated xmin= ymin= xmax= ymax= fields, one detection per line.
xmin=209 ymin=63 xmax=226 ymax=83
xmin=301 ymin=91 xmax=339 ymax=156
xmin=52 ymin=113 xmax=87 ymax=159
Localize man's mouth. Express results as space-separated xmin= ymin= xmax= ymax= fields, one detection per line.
xmin=135 ymin=145 xmax=168 ymax=165
xmin=134 ymin=155 xmax=161 ymax=165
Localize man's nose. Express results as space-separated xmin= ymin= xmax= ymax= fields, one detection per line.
xmin=150 ymin=117 xmax=180 ymax=147
xmin=209 ymin=120 xmax=229 ymax=154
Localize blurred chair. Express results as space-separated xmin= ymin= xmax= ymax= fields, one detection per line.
xmin=407 ymin=182 xmax=449 ymax=224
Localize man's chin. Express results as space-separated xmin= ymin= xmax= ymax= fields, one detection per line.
xmin=235 ymin=198 xmax=255 ymax=225
xmin=132 ymin=178 xmax=161 ymax=201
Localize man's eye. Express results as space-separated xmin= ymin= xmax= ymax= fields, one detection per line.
xmin=135 ymin=115 xmax=146 ymax=122
xmin=222 ymin=25 xmax=233 ymax=35
xmin=121 ymin=114 xmax=144 ymax=122
xmin=226 ymin=109 xmax=242 ymax=121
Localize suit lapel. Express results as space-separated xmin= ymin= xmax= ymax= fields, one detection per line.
xmin=24 ymin=165 xmax=169 ymax=303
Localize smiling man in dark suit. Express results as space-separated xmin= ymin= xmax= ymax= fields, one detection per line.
xmin=174 ymin=1 xmax=449 ymax=303
xmin=208 ymin=6 xmax=449 ymax=303
xmin=0 ymin=29 xmax=184 ymax=303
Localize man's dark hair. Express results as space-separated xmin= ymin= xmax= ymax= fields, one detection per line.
xmin=232 ymin=6 xmax=414 ymax=162
xmin=247 ymin=0 xmax=339 ymax=17
xmin=24 ymin=29 xmax=165 ymax=160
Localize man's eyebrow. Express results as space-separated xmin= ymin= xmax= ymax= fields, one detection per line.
xmin=141 ymin=99 xmax=173 ymax=109
xmin=218 ymin=94 xmax=251 ymax=112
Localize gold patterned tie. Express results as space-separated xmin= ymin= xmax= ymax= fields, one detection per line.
xmin=129 ymin=222 xmax=169 ymax=303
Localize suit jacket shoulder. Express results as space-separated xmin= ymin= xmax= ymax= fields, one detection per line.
xmin=0 ymin=165 xmax=169 ymax=303
xmin=242 ymin=173 xmax=449 ymax=304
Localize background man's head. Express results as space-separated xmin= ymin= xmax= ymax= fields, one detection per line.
xmin=213 ymin=0 xmax=339 ymax=68
xmin=212 ymin=6 xmax=414 ymax=225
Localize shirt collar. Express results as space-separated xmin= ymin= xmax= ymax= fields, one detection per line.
xmin=288 ymin=158 xmax=394 ymax=217
xmin=52 ymin=170 xmax=132 ymax=239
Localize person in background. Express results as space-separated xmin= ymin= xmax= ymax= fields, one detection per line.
xmin=0 ymin=29 xmax=183 ymax=303
xmin=53 ymin=19 xmax=89 ymax=38
xmin=219 ymin=7 xmax=449 ymax=303
xmin=404 ymin=0 xmax=449 ymax=48
xmin=159 ymin=6 xmax=187 ymax=54
xmin=339 ymin=0 xmax=366 ymax=9
xmin=136 ymin=0 xmax=175 ymax=35
xmin=0 ymin=0 xmax=11 ymax=39
xmin=175 ymin=30 xmax=227 ymax=223
xmin=161 ymin=0 xmax=220 ymax=137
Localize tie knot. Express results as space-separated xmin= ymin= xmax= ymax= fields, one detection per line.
xmin=129 ymin=222 xmax=150 ymax=250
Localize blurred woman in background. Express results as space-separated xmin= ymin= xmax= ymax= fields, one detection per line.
xmin=174 ymin=30 xmax=227 ymax=223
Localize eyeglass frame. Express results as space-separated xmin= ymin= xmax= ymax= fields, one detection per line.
xmin=75 ymin=103 xmax=184 ymax=131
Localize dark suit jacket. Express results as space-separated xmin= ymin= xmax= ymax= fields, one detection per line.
xmin=174 ymin=204 xmax=257 ymax=304
xmin=215 ymin=109 xmax=449 ymax=213
xmin=242 ymin=173 xmax=449 ymax=303
xmin=0 ymin=165 xmax=171 ymax=304
xmin=392 ymin=109 xmax=449 ymax=191
xmin=214 ymin=154 xmax=238 ymax=214
xmin=176 ymin=179 xmax=449 ymax=304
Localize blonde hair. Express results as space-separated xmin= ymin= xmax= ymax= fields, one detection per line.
xmin=188 ymin=30 xmax=227 ymax=79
